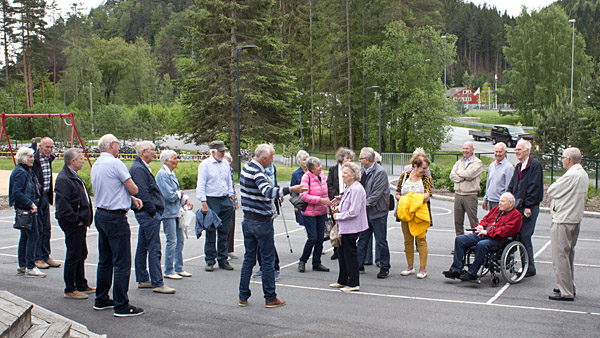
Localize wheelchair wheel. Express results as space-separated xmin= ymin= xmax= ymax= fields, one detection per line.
xmin=500 ymin=241 xmax=529 ymax=284
xmin=491 ymin=276 xmax=500 ymax=287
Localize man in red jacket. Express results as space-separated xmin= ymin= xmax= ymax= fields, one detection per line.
xmin=443 ymin=192 xmax=522 ymax=281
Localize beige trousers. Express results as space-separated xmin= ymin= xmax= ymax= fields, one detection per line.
xmin=551 ymin=222 xmax=580 ymax=298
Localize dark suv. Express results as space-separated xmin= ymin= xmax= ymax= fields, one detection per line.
xmin=491 ymin=125 xmax=531 ymax=148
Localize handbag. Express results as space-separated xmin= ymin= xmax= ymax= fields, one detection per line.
xmin=324 ymin=208 xmax=335 ymax=240
xmin=329 ymin=222 xmax=341 ymax=247
xmin=289 ymin=193 xmax=308 ymax=211
xmin=178 ymin=204 xmax=195 ymax=240
xmin=388 ymin=194 xmax=395 ymax=211
xmin=13 ymin=209 xmax=34 ymax=231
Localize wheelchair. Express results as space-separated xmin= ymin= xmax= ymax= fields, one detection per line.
xmin=463 ymin=232 xmax=529 ymax=287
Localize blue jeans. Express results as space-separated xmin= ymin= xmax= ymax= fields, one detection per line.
xmin=205 ymin=197 xmax=233 ymax=265
xmin=36 ymin=196 xmax=51 ymax=261
xmin=299 ymin=214 xmax=326 ymax=266
xmin=365 ymin=233 xmax=381 ymax=265
xmin=518 ymin=205 xmax=539 ymax=271
xmin=357 ymin=215 xmax=390 ymax=270
xmin=163 ymin=217 xmax=184 ymax=275
xmin=239 ymin=218 xmax=277 ymax=302
xmin=134 ymin=211 xmax=164 ymax=288
xmin=18 ymin=213 xmax=39 ymax=269
xmin=450 ymin=233 xmax=500 ymax=275
xmin=94 ymin=210 xmax=132 ymax=313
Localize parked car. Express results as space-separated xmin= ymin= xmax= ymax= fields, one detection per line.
xmin=468 ymin=129 xmax=491 ymax=142
xmin=491 ymin=125 xmax=532 ymax=148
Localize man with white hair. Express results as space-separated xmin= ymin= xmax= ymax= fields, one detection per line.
xmin=196 ymin=140 xmax=235 ymax=271
xmin=91 ymin=134 xmax=144 ymax=317
xmin=482 ymin=142 xmax=514 ymax=211
xmin=449 ymin=141 xmax=483 ymax=236
xmin=130 ymin=141 xmax=174 ymax=294
xmin=547 ymin=147 xmax=588 ymax=301
xmin=507 ymin=139 xmax=544 ymax=277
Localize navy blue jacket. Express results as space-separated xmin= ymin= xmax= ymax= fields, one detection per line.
xmin=32 ymin=149 xmax=55 ymax=205
xmin=54 ymin=165 xmax=93 ymax=227
xmin=9 ymin=164 xmax=39 ymax=210
xmin=507 ymin=156 xmax=544 ymax=209
xmin=130 ymin=157 xmax=164 ymax=217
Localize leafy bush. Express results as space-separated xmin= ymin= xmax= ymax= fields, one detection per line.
xmin=429 ymin=162 xmax=487 ymax=197
xmin=175 ymin=165 xmax=198 ymax=190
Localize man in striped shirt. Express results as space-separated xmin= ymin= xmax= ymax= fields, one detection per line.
xmin=237 ymin=144 xmax=306 ymax=308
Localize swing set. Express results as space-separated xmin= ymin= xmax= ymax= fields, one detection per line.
xmin=0 ymin=112 xmax=92 ymax=167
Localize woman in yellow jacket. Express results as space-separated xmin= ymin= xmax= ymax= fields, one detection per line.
xmin=395 ymin=154 xmax=433 ymax=279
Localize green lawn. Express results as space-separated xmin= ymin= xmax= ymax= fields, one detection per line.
xmin=463 ymin=110 xmax=527 ymax=126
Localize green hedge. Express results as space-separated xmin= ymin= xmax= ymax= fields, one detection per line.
xmin=430 ymin=162 xmax=487 ymax=197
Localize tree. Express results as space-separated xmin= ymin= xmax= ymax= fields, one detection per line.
xmin=503 ymin=5 xmax=592 ymax=124
xmin=1 ymin=0 xmax=16 ymax=86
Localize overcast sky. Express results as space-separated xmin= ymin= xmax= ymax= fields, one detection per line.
xmin=467 ymin=0 xmax=557 ymax=17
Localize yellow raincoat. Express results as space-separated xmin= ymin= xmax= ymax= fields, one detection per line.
xmin=396 ymin=192 xmax=431 ymax=238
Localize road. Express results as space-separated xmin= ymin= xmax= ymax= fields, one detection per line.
xmin=443 ymin=126 xmax=519 ymax=163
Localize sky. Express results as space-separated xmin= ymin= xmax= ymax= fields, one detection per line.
xmin=468 ymin=0 xmax=557 ymax=17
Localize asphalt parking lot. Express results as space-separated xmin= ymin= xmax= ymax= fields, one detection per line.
xmin=1 ymin=188 xmax=599 ymax=337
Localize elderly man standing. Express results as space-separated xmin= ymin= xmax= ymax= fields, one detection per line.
xmin=196 ymin=141 xmax=235 ymax=271
xmin=33 ymin=137 xmax=60 ymax=269
xmin=507 ymin=139 xmax=544 ymax=277
xmin=357 ymin=147 xmax=391 ymax=279
xmin=483 ymin=142 xmax=514 ymax=211
xmin=130 ymin=141 xmax=174 ymax=294
xmin=449 ymin=141 xmax=482 ymax=236
xmin=55 ymin=148 xmax=94 ymax=299
xmin=238 ymin=144 xmax=306 ymax=308
xmin=547 ymin=148 xmax=588 ymax=301
xmin=91 ymin=134 xmax=144 ymax=317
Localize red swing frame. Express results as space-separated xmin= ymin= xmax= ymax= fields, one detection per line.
xmin=0 ymin=112 xmax=92 ymax=167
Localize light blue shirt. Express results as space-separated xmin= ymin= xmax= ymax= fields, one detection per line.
xmin=91 ymin=152 xmax=132 ymax=210
xmin=196 ymin=155 xmax=234 ymax=202
xmin=484 ymin=157 xmax=514 ymax=203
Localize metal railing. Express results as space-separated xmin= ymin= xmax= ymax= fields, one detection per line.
xmin=0 ymin=151 xmax=210 ymax=162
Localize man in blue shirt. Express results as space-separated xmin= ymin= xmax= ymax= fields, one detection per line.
xmin=91 ymin=134 xmax=144 ymax=317
xmin=483 ymin=142 xmax=514 ymax=211
xmin=196 ymin=141 xmax=235 ymax=271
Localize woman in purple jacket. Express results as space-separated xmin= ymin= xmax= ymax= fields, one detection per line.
xmin=331 ymin=162 xmax=368 ymax=292
xmin=298 ymin=157 xmax=331 ymax=273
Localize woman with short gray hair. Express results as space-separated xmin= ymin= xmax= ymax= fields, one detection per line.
xmin=291 ymin=150 xmax=310 ymax=227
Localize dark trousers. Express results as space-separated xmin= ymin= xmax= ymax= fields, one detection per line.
xmin=258 ymin=247 xmax=280 ymax=271
xmin=357 ymin=215 xmax=391 ymax=270
xmin=36 ymin=196 xmax=51 ymax=260
xmin=134 ymin=212 xmax=164 ymax=288
xmin=228 ymin=209 xmax=236 ymax=253
xmin=239 ymin=219 xmax=277 ymax=302
xmin=18 ymin=214 xmax=39 ymax=269
xmin=205 ymin=197 xmax=234 ymax=265
xmin=450 ymin=233 xmax=499 ymax=276
xmin=518 ymin=205 xmax=540 ymax=271
xmin=338 ymin=233 xmax=359 ymax=287
xmin=59 ymin=221 xmax=89 ymax=293
xmin=94 ymin=210 xmax=132 ymax=313
xmin=299 ymin=214 xmax=326 ymax=266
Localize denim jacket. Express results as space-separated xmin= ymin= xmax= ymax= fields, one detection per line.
xmin=9 ymin=164 xmax=39 ymax=210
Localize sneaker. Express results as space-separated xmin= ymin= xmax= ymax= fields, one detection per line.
xmin=228 ymin=253 xmax=239 ymax=260
xmin=340 ymin=286 xmax=360 ymax=292
xmin=153 ymin=285 xmax=176 ymax=294
xmin=219 ymin=262 xmax=234 ymax=270
xmin=313 ymin=264 xmax=330 ymax=272
xmin=252 ymin=270 xmax=263 ymax=279
xmin=359 ymin=265 xmax=365 ymax=274
xmin=177 ymin=271 xmax=192 ymax=277
xmin=138 ymin=281 xmax=152 ymax=288
xmin=35 ymin=260 xmax=49 ymax=269
xmin=17 ymin=267 xmax=26 ymax=275
xmin=165 ymin=273 xmax=183 ymax=280
xmin=25 ymin=267 xmax=46 ymax=278
xmin=265 ymin=297 xmax=286 ymax=308
xmin=400 ymin=268 xmax=415 ymax=276
xmin=64 ymin=290 xmax=88 ymax=299
xmin=275 ymin=270 xmax=281 ymax=282
xmin=79 ymin=286 xmax=96 ymax=294
xmin=237 ymin=299 xmax=248 ymax=307
xmin=114 ymin=305 xmax=145 ymax=317
xmin=93 ymin=299 xmax=115 ymax=311
xmin=205 ymin=264 xmax=214 ymax=272
xmin=298 ymin=262 xmax=305 ymax=273
xmin=376 ymin=268 xmax=389 ymax=279
xmin=46 ymin=257 xmax=61 ymax=268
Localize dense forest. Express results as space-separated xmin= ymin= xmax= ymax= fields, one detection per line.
xmin=0 ymin=0 xmax=599 ymax=163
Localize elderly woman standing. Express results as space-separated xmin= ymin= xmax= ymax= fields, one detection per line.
xmin=395 ymin=154 xmax=433 ymax=279
xmin=156 ymin=150 xmax=193 ymax=280
xmin=326 ymin=147 xmax=354 ymax=260
xmin=298 ymin=156 xmax=330 ymax=273
xmin=291 ymin=150 xmax=309 ymax=227
xmin=9 ymin=147 xmax=45 ymax=277
xmin=331 ymin=162 xmax=368 ymax=292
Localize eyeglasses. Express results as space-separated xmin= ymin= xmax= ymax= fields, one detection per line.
xmin=561 ymin=156 xmax=568 ymax=159
xmin=359 ymin=157 xmax=366 ymax=160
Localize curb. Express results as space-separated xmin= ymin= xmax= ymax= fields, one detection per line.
xmin=430 ymin=195 xmax=600 ymax=219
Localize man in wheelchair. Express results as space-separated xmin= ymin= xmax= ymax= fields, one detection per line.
xmin=443 ymin=192 xmax=522 ymax=282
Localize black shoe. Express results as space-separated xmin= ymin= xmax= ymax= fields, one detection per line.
xmin=219 ymin=262 xmax=234 ymax=270
xmin=442 ymin=269 xmax=461 ymax=280
xmin=93 ymin=299 xmax=115 ymax=311
xmin=359 ymin=265 xmax=365 ymax=274
xmin=459 ymin=272 xmax=477 ymax=282
xmin=313 ymin=264 xmax=330 ymax=272
xmin=525 ymin=269 xmax=536 ymax=277
xmin=298 ymin=262 xmax=305 ymax=273
xmin=364 ymin=262 xmax=373 ymax=266
xmin=377 ymin=268 xmax=389 ymax=279
xmin=114 ymin=305 xmax=145 ymax=317
xmin=548 ymin=291 xmax=574 ymax=301
xmin=553 ymin=288 xmax=576 ymax=296
xmin=330 ymin=253 xmax=338 ymax=260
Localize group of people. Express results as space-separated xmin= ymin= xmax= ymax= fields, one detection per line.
xmin=8 ymin=135 xmax=590 ymax=318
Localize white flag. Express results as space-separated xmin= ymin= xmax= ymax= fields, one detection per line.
xmin=474 ymin=87 xmax=480 ymax=96
xmin=495 ymin=74 xmax=498 ymax=81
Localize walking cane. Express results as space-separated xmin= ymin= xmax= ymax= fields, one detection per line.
xmin=276 ymin=199 xmax=293 ymax=253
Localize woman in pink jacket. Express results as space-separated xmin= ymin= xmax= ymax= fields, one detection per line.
xmin=298 ymin=157 xmax=331 ymax=273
